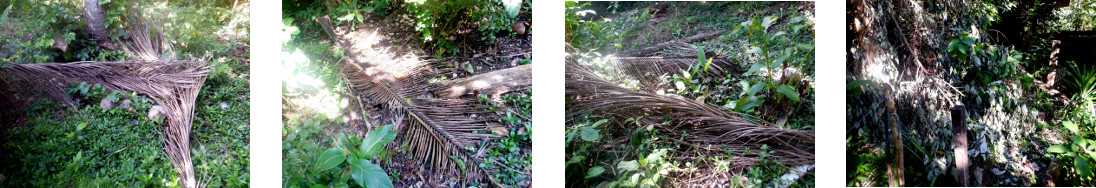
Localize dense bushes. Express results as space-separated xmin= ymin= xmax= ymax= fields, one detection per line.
xmin=405 ymin=0 xmax=525 ymax=55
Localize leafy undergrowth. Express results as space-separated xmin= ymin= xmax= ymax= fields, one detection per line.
xmin=0 ymin=54 xmax=249 ymax=186
xmin=847 ymin=0 xmax=1096 ymax=186
xmin=0 ymin=0 xmax=250 ymax=187
xmin=281 ymin=0 xmax=532 ymax=187
xmin=0 ymin=91 xmax=175 ymax=187
xmin=566 ymin=1 xmax=814 ymax=187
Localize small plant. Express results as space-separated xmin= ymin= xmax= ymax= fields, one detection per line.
xmin=1048 ymin=121 xmax=1096 ymax=184
xmin=283 ymin=121 xmax=398 ymax=188
xmin=726 ymin=14 xmax=813 ymax=114
xmin=334 ymin=0 xmax=384 ymax=25
xmin=317 ymin=124 xmax=398 ymax=188
xmin=948 ymin=32 xmax=980 ymax=63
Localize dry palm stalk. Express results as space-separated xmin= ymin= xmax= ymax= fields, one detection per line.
xmin=317 ymin=16 xmax=516 ymax=183
xmin=415 ymin=64 xmax=532 ymax=98
xmin=566 ymin=58 xmax=813 ymax=166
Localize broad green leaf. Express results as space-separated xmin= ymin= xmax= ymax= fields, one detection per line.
xmin=360 ymin=124 xmax=396 ymax=159
xmin=745 ymin=46 xmax=762 ymax=54
xmin=350 ymin=159 xmax=394 ymax=188
xmin=847 ymin=80 xmax=872 ymax=90
xmin=789 ymin=16 xmax=804 ymax=24
xmin=697 ymin=47 xmax=707 ymax=72
xmin=734 ymin=96 xmax=763 ymax=112
xmin=703 ymin=58 xmax=713 ymax=73
xmin=962 ymin=36 xmax=975 ymax=45
xmin=585 ymin=166 xmax=605 ymax=179
xmin=315 ymin=147 xmax=346 ymax=172
xmin=772 ymin=54 xmax=789 ymax=68
xmin=592 ymin=119 xmax=608 ymax=127
xmin=776 ymin=84 xmax=801 ymax=102
xmin=347 ymin=154 xmax=359 ymax=168
xmin=747 ymin=82 xmax=766 ymax=96
xmin=580 ymin=126 xmax=601 ymax=142
xmin=617 ymin=160 xmax=640 ymax=171
xmin=761 ymin=16 xmax=777 ymax=29
xmin=644 ymin=149 xmax=667 ymax=165
xmin=337 ymin=14 xmax=356 ymax=21
xmin=1065 ymin=121 xmax=1080 ymax=135
xmin=744 ymin=63 xmax=764 ymax=76
xmin=1078 ymin=156 xmax=1093 ymax=177
xmin=1048 ymin=145 xmax=1068 ymax=153
xmin=567 ymin=155 xmax=586 ymax=165
xmin=76 ymin=122 xmax=88 ymax=131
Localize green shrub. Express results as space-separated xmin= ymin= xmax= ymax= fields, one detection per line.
xmin=1048 ymin=121 xmax=1096 ymax=185
xmin=283 ymin=119 xmax=398 ymax=188
xmin=405 ymin=0 xmax=523 ymax=55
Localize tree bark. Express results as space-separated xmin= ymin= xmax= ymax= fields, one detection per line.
xmin=83 ymin=0 xmax=115 ymax=50
xmin=428 ymin=64 xmax=532 ymax=98
xmin=952 ymin=105 xmax=969 ymax=187
xmin=887 ymin=92 xmax=904 ymax=186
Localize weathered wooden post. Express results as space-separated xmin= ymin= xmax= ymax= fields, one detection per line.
xmin=1047 ymin=40 xmax=1061 ymax=89
xmin=887 ymin=90 xmax=904 ymax=186
xmin=952 ymin=105 xmax=969 ymax=187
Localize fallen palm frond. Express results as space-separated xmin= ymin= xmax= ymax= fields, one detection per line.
xmin=340 ymin=60 xmax=497 ymax=180
xmin=1 ymin=60 xmax=209 ymax=188
xmin=608 ymin=57 xmax=738 ymax=91
xmin=316 ymin=16 xmax=516 ymax=184
xmin=121 ymin=15 xmax=173 ymax=61
xmin=567 ymin=57 xmax=813 ymax=167
xmin=624 ymin=30 xmax=724 ymax=57
xmin=0 ymin=15 xmax=208 ymax=187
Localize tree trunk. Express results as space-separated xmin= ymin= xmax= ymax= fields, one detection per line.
xmin=887 ymin=92 xmax=904 ymax=186
xmin=83 ymin=0 xmax=115 ymax=50
xmin=952 ymin=105 xmax=969 ymax=187
xmin=428 ymin=64 xmax=532 ymax=98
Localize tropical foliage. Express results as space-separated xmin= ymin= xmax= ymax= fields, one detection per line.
xmin=847 ymin=0 xmax=1096 ymax=186
xmin=566 ymin=2 xmax=815 ymax=187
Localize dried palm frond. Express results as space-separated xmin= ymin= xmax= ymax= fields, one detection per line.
xmin=608 ymin=57 xmax=738 ymax=91
xmin=340 ymin=57 xmax=499 ymax=181
xmin=566 ymin=58 xmax=813 ymax=166
xmin=0 ymin=11 xmax=208 ymax=188
xmin=1 ymin=60 xmax=209 ymax=188
xmin=317 ymin=15 xmax=504 ymax=183
xmin=121 ymin=15 xmax=173 ymax=61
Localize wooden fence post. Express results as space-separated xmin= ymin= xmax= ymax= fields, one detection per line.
xmin=952 ymin=105 xmax=969 ymax=187
xmin=886 ymin=91 xmax=904 ymax=186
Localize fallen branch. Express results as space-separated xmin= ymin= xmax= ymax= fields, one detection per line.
xmin=420 ymin=64 xmax=532 ymax=98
